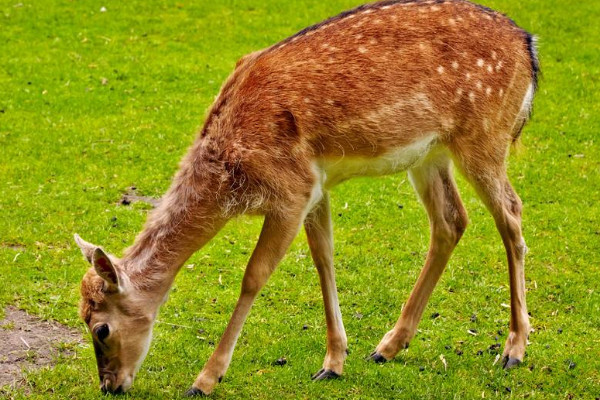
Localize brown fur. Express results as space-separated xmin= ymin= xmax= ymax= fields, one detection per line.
xmin=77 ymin=0 xmax=538 ymax=395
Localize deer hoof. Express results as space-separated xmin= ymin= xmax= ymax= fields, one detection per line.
xmin=368 ymin=351 xmax=388 ymax=364
xmin=502 ymin=356 xmax=522 ymax=370
xmin=185 ymin=387 xmax=208 ymax=397
xmin=311 ymin=368 xmax=341 ymax=381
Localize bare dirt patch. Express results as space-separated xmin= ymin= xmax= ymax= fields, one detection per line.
xmin=0 ymin=243 xmax=25 ymax=252
xmin=0 ymin=307 xmax=82 ymax=388
xmin=119 ymin=186 xmax=161 ymax=207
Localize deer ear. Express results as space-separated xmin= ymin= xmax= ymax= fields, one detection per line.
xmin=74 ymin=234 xmax=96 ymax=263
xmin=92 ymin=247 xmax=120 ymax=289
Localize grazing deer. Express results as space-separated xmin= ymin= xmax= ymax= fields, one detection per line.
xmin=75 ymin=0 xmax=539 ymax=395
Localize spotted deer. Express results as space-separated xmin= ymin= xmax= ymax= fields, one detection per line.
xmin=75 ymin=0 xmax=539 ymax=395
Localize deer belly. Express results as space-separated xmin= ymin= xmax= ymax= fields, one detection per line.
xmin=318 ymin=134 xmax=438 ymax=188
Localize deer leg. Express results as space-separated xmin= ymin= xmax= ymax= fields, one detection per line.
xmin=304 ymin=192 xmax=347 ymax=380
xmin=370 ymin=156 xmax=468 ymax=362
xmin=185 ymin=205 xmax=308 ymax=396
xmin=498 ymin=182 xmax=530 ymax=369
xmin=464 ymin=172 xmax=530 ymax=369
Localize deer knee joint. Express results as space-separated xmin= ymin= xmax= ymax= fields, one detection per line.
xmin=515 ymin=238 xmax=528 ymax=257
xmin=454 ymin=213 xmax=469 ymax=242
xmin=241 ymin=275 xmax=262 ymax=297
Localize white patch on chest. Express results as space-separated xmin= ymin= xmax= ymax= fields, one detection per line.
xmin=316 ymin=134 xmax=439 ymax=189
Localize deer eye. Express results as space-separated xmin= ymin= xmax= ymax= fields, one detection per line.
xmin=94 ymin=324 xmax=110 ymax=342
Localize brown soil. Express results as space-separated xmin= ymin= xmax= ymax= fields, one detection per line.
xmin=119 ymin=186 xmax=161 ymax=207
xmin=0 ymin=307 xmax=82 ymax=388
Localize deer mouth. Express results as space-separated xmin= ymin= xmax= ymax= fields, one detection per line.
xmin=99 ymin=370 xmax=122 ymax=394
xmin=98 ymin=367 xmax=133 ymax=394
xmin=100 ymin=380 xmax=123 ymax=394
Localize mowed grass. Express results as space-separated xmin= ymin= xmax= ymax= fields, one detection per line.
xmin=1 ymin=0 xmax=599 ymax=398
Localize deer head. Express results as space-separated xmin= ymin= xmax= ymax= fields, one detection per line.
xmin=74 ymin=234 xmax=155 ymax=394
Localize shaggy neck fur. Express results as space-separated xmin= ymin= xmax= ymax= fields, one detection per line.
xmin=122 ymin=152 xmax=228 ymax=293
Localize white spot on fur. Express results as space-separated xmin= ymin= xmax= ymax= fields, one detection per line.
xmin=369 ymin=38 xmax=377 ymax=45
xmin=486 ymin=87 xmax=492 ymax=96
xmin=491 ymin=51 xmax=498 ymax=60
xmin=358 ymin=46 xmax=368 ymax=54
xmin=477 ymin=59 xmax=484 ymax=67
xmin=381 ymin=5 xmax=392 ymax=10
xmin=347 ymin=14 xmax=356 ymax=19
xmin=431 ymin=5 xmax=441 ymax=11
xmin=487 ymin=65 xmax=493 ymax=73
xmin=452 ymin=61 xmax=459 ymax=70
xmin=356 ymin=33 xmax=363 ymax=40
xmin=469 ymin=92 xmax=476 ymax=102
xmin=304 ymin=98 xmax=311 ymax=104
xmin=496 ymin=61 xmax=504 ymax=71
xmin=362 ymin=9 xmax=373 ymax=14
xmin=499 ymin=88 xmax=505 ymax=97
xmin=413 ymin=93 xmax=433 ymax=110
xmin=476 ymin=81 xmax=483 ymax=90
xmin=483 ymin=118 xmax=490 ymax=132
xmin=466 ymin=72 xmax=472 ymax=80
xmin=373 ymin=19 xmax=382 ymax=24
xmin=437 ymin=66 xmax=445 ymax=74
xmin=456 ymin=88 xmax=464 ymax=96
xmin=448 ymin=18 xmax=456 ymax=26
xmin=442 ymin=117 xmax=455 ymax=130
xmin=326 ymin=99 xmax=334 ymax=105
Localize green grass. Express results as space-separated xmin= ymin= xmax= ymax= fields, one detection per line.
xmin=1 ymin=0 xmax=599 ymax=398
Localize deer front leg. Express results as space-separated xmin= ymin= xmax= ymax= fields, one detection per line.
xmin=304 ymin=193 xmax=347 ymax=380
xmin=370 ymin=159 xmax=468 ymax=362
xmin=185 ymin=208 xmax=306 ymax=396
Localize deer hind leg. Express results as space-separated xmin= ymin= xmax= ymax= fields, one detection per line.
xmin=304 ymin=192 xmax=348 ymax=380
xmin=185 ymin=200 xmax=310 ymax=396
xmin=458 ymin=159 xmax=531 ymax=369
xmin=370 ymin=152 xmax=468 ymax=362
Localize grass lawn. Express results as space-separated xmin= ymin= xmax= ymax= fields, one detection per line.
xmin=1 ymin=0 xmax=599 ymax=398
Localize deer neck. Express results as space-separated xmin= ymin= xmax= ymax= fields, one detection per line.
xmin=122 ymin=161 xmax=228 ymax=298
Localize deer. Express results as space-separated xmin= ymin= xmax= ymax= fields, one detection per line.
xmin=74 ymin=0 xmax=539 ymax=395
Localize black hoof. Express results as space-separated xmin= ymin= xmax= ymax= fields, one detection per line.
xmin=502 ymin=356 xmax=522 ymax=370
xmin=311 ymin=368 xmax=341 ymax=381
xmin=185 ymin=387 xmax=207 ymax=397
xmin=368 ymin=351 xmax=388 ymax=364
